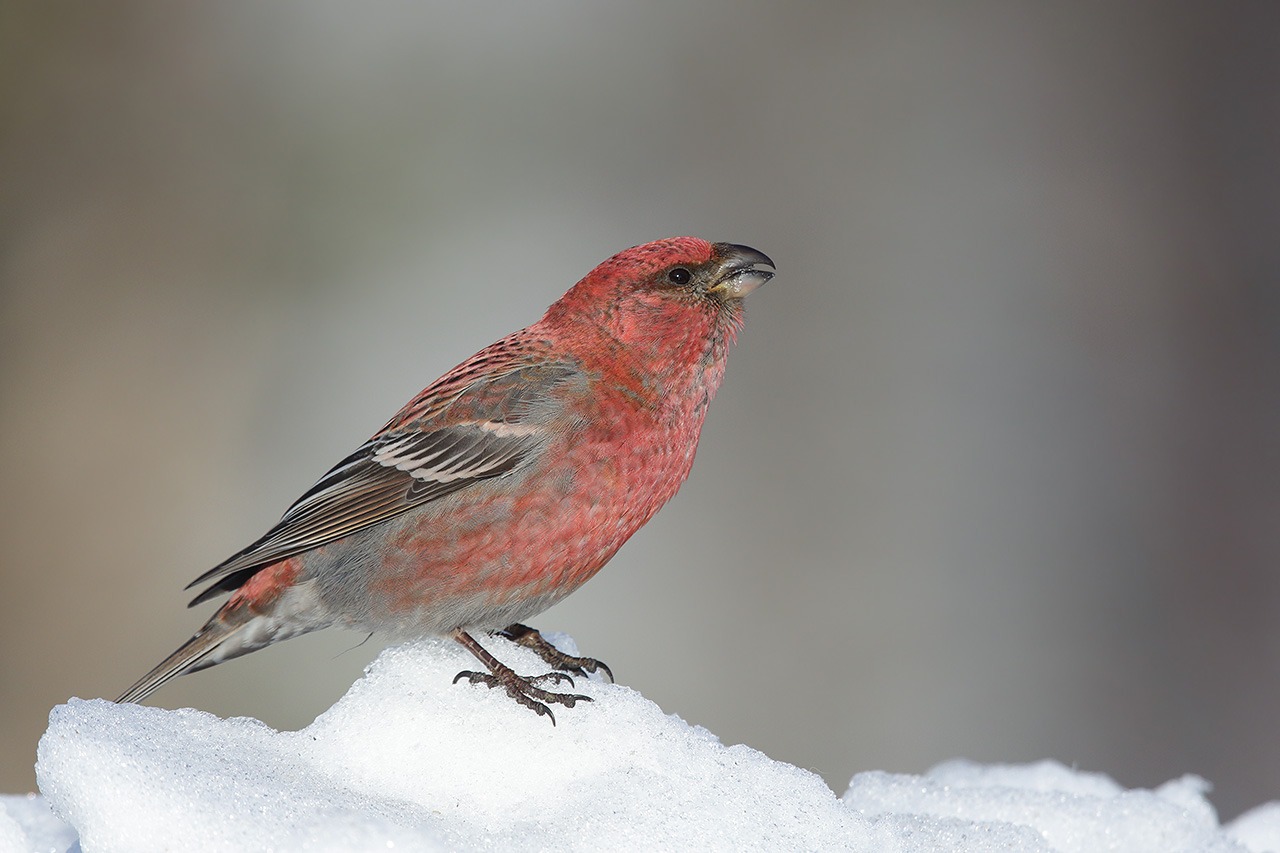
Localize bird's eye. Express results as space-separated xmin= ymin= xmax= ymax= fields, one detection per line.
xmin=667 ymin=267 xmax=692 ymax=285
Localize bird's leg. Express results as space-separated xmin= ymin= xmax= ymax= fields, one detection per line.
xmin=496 ymin=623 xmax=614 ymax=683
xmin=452 ymin=630 xmax=591 ymax=724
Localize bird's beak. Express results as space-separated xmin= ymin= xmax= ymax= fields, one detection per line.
xmin=709 ymin=243 xmax=775 ymax=298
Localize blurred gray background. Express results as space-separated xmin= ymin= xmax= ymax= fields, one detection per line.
xmin=3 ymin=1 xmax=1279 ymax=820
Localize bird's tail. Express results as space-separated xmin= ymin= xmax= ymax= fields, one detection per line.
xmin=115 ymin=616 xmax=252 ymax=704
xmin=117 ymin=572 xmax=329 ymax=704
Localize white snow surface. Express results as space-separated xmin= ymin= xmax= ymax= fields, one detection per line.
xmin=16 ymin=635 xmax=1280 ymax=852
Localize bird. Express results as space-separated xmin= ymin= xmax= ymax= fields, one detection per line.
xmin=116 ymin=237 xmax=774 ymax=721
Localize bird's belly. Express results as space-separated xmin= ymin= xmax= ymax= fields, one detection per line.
xmin=301 ymin=434 xmax=689 ymax=637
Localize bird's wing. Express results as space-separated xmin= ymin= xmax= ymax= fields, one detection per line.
xmin=185 ymin=360 xmax=581 ymax=605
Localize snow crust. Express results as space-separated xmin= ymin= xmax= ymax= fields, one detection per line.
xmin=19 ymin=635 xmax=1280 ymax=852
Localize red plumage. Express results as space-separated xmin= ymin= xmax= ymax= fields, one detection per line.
xmin=118 ymin=237 xmax=773 ymax=720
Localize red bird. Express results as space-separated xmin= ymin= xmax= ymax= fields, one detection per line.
xmin=117 ymin=237 xmax=773 ymax=720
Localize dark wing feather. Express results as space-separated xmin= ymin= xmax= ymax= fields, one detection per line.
xmin=185 ymin=362 xmax=579 ymax=606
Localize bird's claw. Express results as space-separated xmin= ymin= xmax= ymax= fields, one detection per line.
xmin=497 ymin=623 xmax=615 ymax=683
xmin=452 ymin=667 xmax=591 ymax=725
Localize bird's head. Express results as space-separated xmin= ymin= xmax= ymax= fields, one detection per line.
xmin=546 ymin=237 xmax=775 ymax=353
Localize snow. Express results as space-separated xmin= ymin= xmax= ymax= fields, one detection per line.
xmin=0 ymin=794 xmax=77 ymax=853
xmin=13 ymin=635 xmax=1280 ymax=852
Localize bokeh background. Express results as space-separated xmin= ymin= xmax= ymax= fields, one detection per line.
xmin=3 ymin=1 xmax=1279 ymax=820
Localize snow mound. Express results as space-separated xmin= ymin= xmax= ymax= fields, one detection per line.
xmin=26 ymin=635 xmax=1280 ymax=852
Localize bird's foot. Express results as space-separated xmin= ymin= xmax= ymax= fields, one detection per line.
xmin=453 ymin=630 xmax=591 ymax=724
xmin=497 ymin=623 xmax=614 ymax=683
xmin=452 ymin=668 xmax=589 ymax=723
